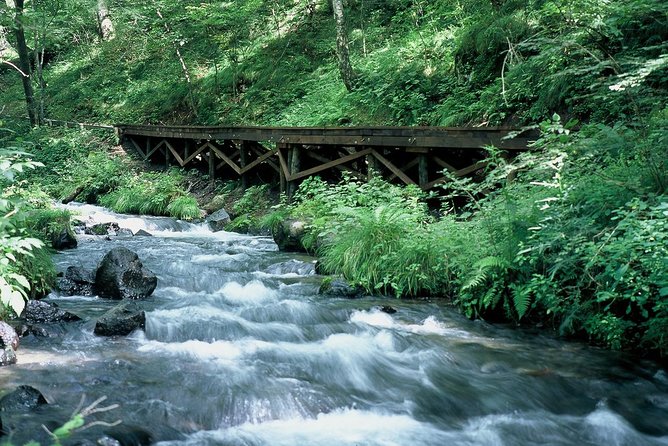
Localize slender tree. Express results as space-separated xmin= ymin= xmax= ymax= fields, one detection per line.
xmin=331 ymin=0 xmax=355 ymax=91
xmin=6 ymin=0 xmax=37 ymax=125
xmin=97 ymin=0 xmax=114 ymax=41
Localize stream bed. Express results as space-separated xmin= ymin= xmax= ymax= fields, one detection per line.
xmin=1 ymin=204 xmax=667 ymax=445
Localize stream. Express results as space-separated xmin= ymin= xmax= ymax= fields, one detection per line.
xmin=1 ymin=204 xmax=668 ymax=445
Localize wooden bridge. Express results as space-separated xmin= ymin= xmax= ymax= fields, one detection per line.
xmin=116 ymin=124 xmax=535 ymax=196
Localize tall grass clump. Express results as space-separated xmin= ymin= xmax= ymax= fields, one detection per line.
xmin=99 ymin=169 xmax=200 ymax=220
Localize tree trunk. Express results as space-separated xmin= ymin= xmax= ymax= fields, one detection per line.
xmin=0 ymin=26 xmax=9 ymax=55
xmin=97 ymin=0 xmax=115 ymax=41
xmin=331 ymin=0 xmax=355 ymax=91
xmin=12 ymin=0 xmax=37 ymax=125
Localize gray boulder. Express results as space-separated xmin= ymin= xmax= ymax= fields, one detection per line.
xmin=318 ymin=278 xmax=365 ymax=299
xmin=0 ymin=385 xmax=47 ymax=412
xmin=94 ymin=301 xmax=146 ymax=336
xmin=56 ymin=266 xmax=96 ymax=296
xmin=51 ymin=227 xmax=77 ymax=250
xmin=133 ymin=229 xmax=153 ymax=237
xmin=22 ymin=300 xmax=81 ymax=324
xmin=272 ymin=219 xmax=308 ymax=252
xmin=95 ymin=247 xmax=157 ymax=299
xmin=0 ymin=322 xmax=19 ymax=366
xmin=206 ymin=209 xmax=231 ymax=232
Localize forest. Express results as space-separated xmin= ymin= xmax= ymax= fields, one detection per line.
xmin=1 ymin=0 xmax=667 ymax=360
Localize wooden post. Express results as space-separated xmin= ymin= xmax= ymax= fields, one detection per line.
xmin=208 ymin=144 xmax=215 ymax=186
xmin=240 ymin=141 xmax=248 ymax=189
xmin=145 ymin=137 xmax=151 ymax=163
xmin=287 ymin=145 xmax=301 ymax=199
xmin=165 ymin=140 xmax=170 ymax=168
xmin=418 ymin=154 xmax=429 ymax=187
xmin=278 ymin=144 xmax=287 ymax=196
xmin=366 ymin=148 xmax=378 ymax=180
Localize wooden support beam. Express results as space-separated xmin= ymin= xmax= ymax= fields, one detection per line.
xmin=209 ymin=144 xmax=241 ymax=175
xmin=208 ymin=150 xmax=215 ymax=186
xmin=182 ymin=143 xmax=208 ymax=165
xmin=290 ymin=148 xmax=372 ymax=181
xmin=419 ymin=154 xmax=429 ymax=187
xmin=455 ymin=159 xmax=488 ymax=177
xmin=249 ymin=145 xmax=281 ymax=174
xmin=129 ymin=137 xmax=146 ymax=159
xmin=165 ymin=140 xmax=186 ymax=166
xmin=387 ymin=158 xmax=419 ymax=181
xmin=241 ymin=148 xmax=278 ymax=174
xmin=240 ymin=141 xmax=248 ymax=189
xmin=370 ymin=149 xmax=416 ymax=186
xmin=306 ymin=151 xmax=366 ymax=180
xmin=287 ymin=145 xmax=301 ymax=198
xmin=277 ymin=144 xmax=289 ymax=195
xmin=433 ymin=156 xmax=458 ymax=173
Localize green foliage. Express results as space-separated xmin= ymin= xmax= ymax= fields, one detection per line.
xmin=99 ymin=169 xmax=201 ymax=220
xmin=226 ymin=184 xmax=272 ymax=233
xmin=0 ymin=144 xmax=52 ymax=316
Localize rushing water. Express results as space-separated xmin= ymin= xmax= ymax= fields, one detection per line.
xmin=1 ymin=204 xmax=668 ymax=445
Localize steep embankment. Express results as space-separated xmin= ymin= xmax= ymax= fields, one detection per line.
xmin=1 ymin=0 xmax=665 ymax=127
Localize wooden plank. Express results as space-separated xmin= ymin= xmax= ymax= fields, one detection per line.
xmin=371 ymin=150 xmax=416 ymax=185
xmin=250 ymin=145 xmax=281 ymax=174
xmin=289 ymin=148 xmax=372 ymax=181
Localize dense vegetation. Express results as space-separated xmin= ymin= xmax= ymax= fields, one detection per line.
xmin=0 ymin=0 xmax=666 ymax=356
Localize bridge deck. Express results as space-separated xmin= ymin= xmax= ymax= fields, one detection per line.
xmin=115 ymin=124 xmax=536 ymax=195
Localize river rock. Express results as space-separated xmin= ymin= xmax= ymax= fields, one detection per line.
xmin=116 ymin=228 xmax=134 ymax=237
xmin=51 ymin=227 xmax=77 ymax=250
xmin=0 ymin=322 xmax=19 ymax=366
xmin=0 ymin=322 xmax=19 ymax=351
xmin=134 ymin=229 xmax=153 ymax=237
xmin=272 ymin=219 xmax=308 ymax=252
xmin=57 ymin=266 xmax=96 ymax=296
xmin=22 ymin=300 xmax=81 ymax=324
xmin=318 ymin=278 xmax=365 ymax=298
xmin=86 ymin=222 xmax=120 ymax=236
xmin=0 ymin=385 xmax=48 ymax=412
xmin=94 ymin=301 xmax=146 ymax=336
xmin=95 ymin=247 xmax=157 ymax=299
xmin=206 ymin=208 xmax=231 ymax=232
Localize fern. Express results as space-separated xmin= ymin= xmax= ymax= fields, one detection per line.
xmin=511 ymin=283 xmax=531 ymax=319
xmin=462 ymin=256 xmax=509 ymax=291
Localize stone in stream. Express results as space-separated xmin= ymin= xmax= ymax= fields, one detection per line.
xmin=57 ymin=265 xmax=96 ymax=297
xmin=272 ymin=219 xmax=308 ymax=252
xmin=86 ymin=222 xmax=121 ymax=236
xmin=95 ymin=247 xmax=157 ymax=300
xmin=94 ymin=301 xmax=146 ymax=336
xmin=206 ymin=208 xmax=231 ymax=232
xmin=0 ymin=321 xmax=19 ymax=367
xmin=133 ymin=229 xmax=153 ymax=237
xmin=318 ymin=278 xmax=365 ymax=298
xmin=0 ymin=385 xmax=48 ymax=412
xmin=51 ymin=226 xmax=78 ymax=250
xmin=21 ymin=300 xmax=81 ymax=324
